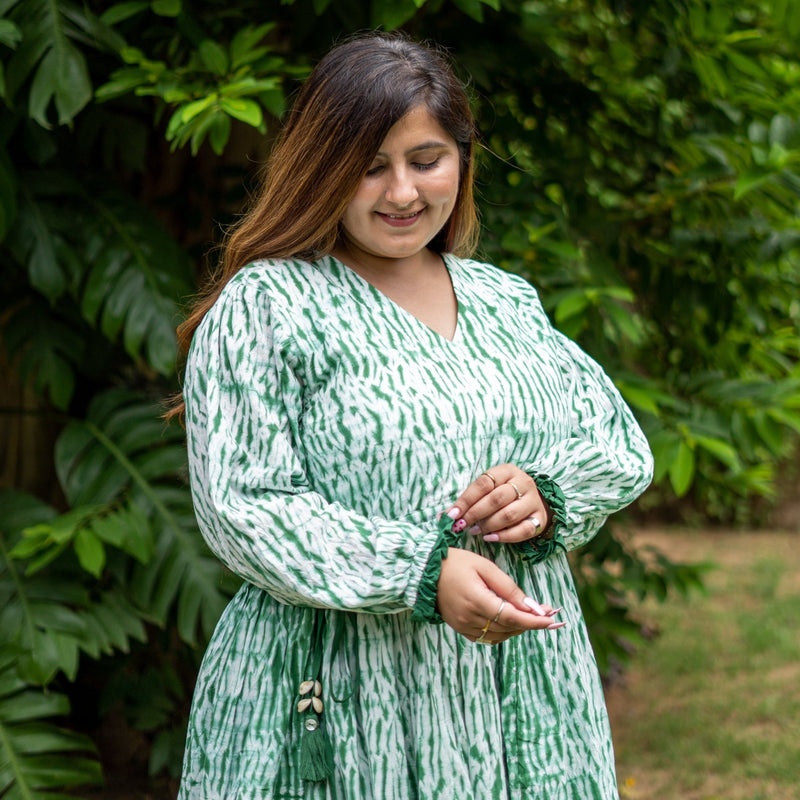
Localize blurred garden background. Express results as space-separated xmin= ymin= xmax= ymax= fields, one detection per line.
xmin=1 ymin=0 xmax=798 ymax=798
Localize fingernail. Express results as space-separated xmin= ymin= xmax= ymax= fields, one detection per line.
xmin=452 ymin=519 xmax=467 ymax=532
xmin=482 ymin=533 xmax=499 ymax=542
xmin=546 ymin=622 xmax=567 ymax=630
xmin=468 ymin=525 xmax=481 ymax=535
xmin=446 ymin=507 xmax=461 ymax=520
xmin=523 ymin=597 xmax=546 ymax=615
xmin=548 ymin=607 xmax=563 ymax=617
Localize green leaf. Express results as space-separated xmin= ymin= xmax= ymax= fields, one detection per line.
xmin=198 ymin=40 xmax=229 ymax=76
xmin=371 ymin=0 xmax=420 ymax=29
xmin=73 ymin=528 xmax=106 ymax=578
xmin=733 ymin=167 xmax=774 ymax=200
xmin=694 ymin=435 xmax=740 ymax=470
xmin=206 ymin=111 xmax=231 ymax=155
xmin=220 ymin=96 xmax=263 ymax=127
xmin=668 ymin=440 xmax=695 ymax=497
xmin=554 ymin=290 xmax=590 ymax=324
xmin=616 ymin=382 xmax=659 ymax=415
xmin=27 ymin=37 xmax=92 ymax=128
xmin=0 ymin=19 xmax=22 ymax=48
xmin=53 ymin=390 xmax=235 ymax=645
xmin=230 ymin=23 xmax=276 ymax=70
xmin=452 ymin=0 xmax=485 ymax=21
xmin=100 ymin=1 xmax=149 ymax=25
xmin=179 ymin=95 xmax=217 ymax=124
xmin=151 ymin=0 xmax=181 ymax=16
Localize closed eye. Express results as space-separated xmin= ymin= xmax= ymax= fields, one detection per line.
xmin=414 ymin=158 xmax=440 ymax=171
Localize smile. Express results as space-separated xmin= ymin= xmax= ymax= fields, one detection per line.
xmin=376 ymin=209 xmax=424 ymax=227
xmin=386 ymin=211 xmax=421 ymax=219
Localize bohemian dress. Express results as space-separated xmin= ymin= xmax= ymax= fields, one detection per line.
xmin=178 ymin=253 xmax=653 ymax=800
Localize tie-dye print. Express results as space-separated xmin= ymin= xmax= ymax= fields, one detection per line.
xmin=178 ymin=254 xmax=653 ymax=799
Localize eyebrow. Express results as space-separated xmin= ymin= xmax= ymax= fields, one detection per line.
xmin=375 ymin=141 xmax=451 ymax=157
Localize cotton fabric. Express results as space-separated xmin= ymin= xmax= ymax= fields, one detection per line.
xmin=178 ymin=254 xmax=653 ymax=800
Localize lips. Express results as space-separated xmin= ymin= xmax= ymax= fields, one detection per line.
xmin=377 ymin=209 xmax=424 ymax=227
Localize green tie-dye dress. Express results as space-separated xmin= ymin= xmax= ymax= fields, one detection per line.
xmin=179 ymin=254 xmax=653 ymax=800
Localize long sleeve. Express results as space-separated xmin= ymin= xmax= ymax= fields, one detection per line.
xmin=522 ymin=318 xmax=653 ymax=551
xmin=183 ymin=273 xmax=445 ymax=613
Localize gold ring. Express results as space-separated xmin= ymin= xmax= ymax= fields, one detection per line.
xmin=481 ymin=471 xmax=497 ymax=487
xmin=476 ymin=638 xmax=495 ymax=646
xmin=492 ymin=600 xmax=506 ymax=624
xmin=479 ymin=618 xmax=492 ymax=637
xmin=507 ymin=480 xmax=523 ymax=500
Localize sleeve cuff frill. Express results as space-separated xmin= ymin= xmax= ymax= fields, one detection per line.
xmin=410 ymin=515 xmax=464 ymax=624
xmin=514 ymin=473 xmax=568 ymax=563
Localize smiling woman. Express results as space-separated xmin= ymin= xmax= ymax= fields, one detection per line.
xmin=334 ymin=107 xmax=463 ymax=339
xmin=169 ymin=31 xmax=653 ymax=800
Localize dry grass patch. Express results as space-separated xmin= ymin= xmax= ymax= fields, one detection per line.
xmin=607 ymin=529 xmax=800 ymax=800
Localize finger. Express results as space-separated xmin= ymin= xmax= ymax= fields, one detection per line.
xmin=445 ymin=464 xmax=534 ymax=525
xmin=445 ymin=472 xmax=500 ymax=527
xmin=460 ymin=486 xmax=533 ymax=532
xmin=480 ymin=514 xmax=546 ymax=544
xmin=473 ymin=562 xmax=555 ymax=631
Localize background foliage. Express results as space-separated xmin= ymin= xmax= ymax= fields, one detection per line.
xmin=1 ymin=0 xmax=798 ymax=794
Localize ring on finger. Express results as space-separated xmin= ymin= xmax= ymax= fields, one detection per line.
xmin=492 ymin=599 xmax=507 ymax=624
xmin=528 ymin=515 xmax=542 ymax=536
xmin=507 ymin=480 xmax=524 ymax=500
xmin=481 ymin=471 xmax=497 ymax=487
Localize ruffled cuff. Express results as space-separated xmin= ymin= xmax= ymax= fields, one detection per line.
xmin=514 ymin=473 xmax=568 ymax=564
xmin=410 ymin=514 xmax=464 ymax=624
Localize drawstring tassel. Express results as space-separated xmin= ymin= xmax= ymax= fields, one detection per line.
xmin=297 ymin=614 xmax=335 ymax=781
xmin=298 ymin=711 xmax=334 ymax=781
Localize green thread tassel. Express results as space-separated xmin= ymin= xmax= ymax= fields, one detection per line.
xmin=298 ymin=613 xmax=335 ymax=782
xmin=299 ymin=718 xmax=334 ymax=781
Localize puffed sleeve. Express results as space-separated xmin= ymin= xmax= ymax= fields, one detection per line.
xmin=183 ymin=273 xmax=454 ymax=617
xmin=522 ymin=326 xmax=653 ymax=552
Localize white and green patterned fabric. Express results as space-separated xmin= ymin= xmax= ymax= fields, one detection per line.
xmin=178 ymin=254 xmax=653 ymax=800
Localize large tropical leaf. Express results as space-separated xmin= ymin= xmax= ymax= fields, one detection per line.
xmin=0 ymin=641 xmax=102 ymax=799
xmin=0 ymin=490 xmax=148 ymax=686
xmin=5 ymin=172 xmax=193 ymax=376
xmin=54 ymin=389 xmax=236 ymax=645
xmin=2 ymin=0 xmax=122 ymax=127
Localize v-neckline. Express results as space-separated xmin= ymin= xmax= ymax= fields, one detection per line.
xmin=323 ymin=253 xmax=463 ymax=345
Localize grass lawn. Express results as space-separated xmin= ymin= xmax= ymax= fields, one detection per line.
xmin=606 ymin=529 xmax=800 ymax=800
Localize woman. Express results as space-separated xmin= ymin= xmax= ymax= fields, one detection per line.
xmin=175 ymin=32 xmax=653 ymax=800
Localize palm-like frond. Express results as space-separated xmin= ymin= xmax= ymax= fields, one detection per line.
xmin=54 ymin=389 xmax=235 ymax=645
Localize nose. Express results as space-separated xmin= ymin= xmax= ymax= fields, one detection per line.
xmin=384 ymin=166 xmax=419 ymax=208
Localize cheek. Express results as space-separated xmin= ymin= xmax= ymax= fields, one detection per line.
xmin=426 ymin=170 xmax=460 ymax=203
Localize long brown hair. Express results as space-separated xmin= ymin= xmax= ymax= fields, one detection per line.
xmin=167 ymin=33 xmax=478 ymax=421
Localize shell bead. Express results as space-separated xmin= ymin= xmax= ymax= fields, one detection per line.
xmin=314 ymin=680 xmax=323 ymax=697
xmin=298 ymin=680 xmax=315 ymax=695
xmin=311 ymin=697 xmax=324 ymax=713
xmin=297 ymin=698 xmax=312 ymax=713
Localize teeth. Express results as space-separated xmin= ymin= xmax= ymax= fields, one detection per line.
xmin=387 ymin=211 xmax=419 ymax=219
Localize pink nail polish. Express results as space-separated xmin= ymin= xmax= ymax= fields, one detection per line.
xmin=446 ymin=507 xmax=461 ymax=520
xmin=452 ymin=519 xmax=467 ymax=532
xmin=482 ymin=533 xmax=499 ymax=542
xmin=523 ymin=597 xmax=546 ymax=615
xmin=548 ymin=607 xmax=563 ymax=617
xmin=468 ymin=525 xmax=481 ymax=535
xmin=546 ymin=621 xmax=567 ymax=630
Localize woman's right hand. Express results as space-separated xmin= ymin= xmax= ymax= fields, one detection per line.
xmin=436 ymin=548 xmax=563 ymax=645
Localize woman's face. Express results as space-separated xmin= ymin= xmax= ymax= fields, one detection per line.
xmin=338 ymin=105 xmax=461 ymax=263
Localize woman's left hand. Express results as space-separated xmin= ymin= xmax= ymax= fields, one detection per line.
xmin=445 ymin=464 xmax=551 ymax=544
